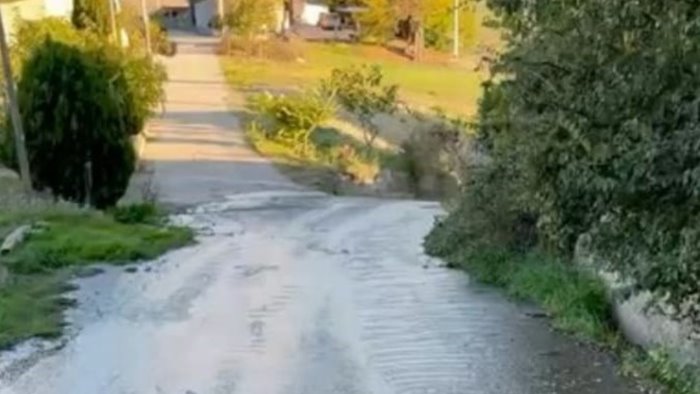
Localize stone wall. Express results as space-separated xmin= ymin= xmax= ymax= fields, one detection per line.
xmin=575 ymin=235 xmax=700 ymax=368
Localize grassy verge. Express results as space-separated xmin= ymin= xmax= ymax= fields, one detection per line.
xmin=247 ymin=123 xmax=408 ymax=196
xmin=437 ymin=248 xmax=699 ymax=394
xmin=442 ymin=249 xmax=617 ymax=342
xmin=1 ymin=208 xmax=192 ymax=274
xmin=0 ymin=180 xmax=194 ymax=348
xmin=0 ymin=275 xmax=73 ymax=348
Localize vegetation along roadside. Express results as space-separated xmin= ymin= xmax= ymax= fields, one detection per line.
xmin=221 ymin=1 xmax=700 ymax=391
xmin=0 ymin=11 xmax=189 ymax=349
xmin=425 ymin=0 xmax=700 ymax=393
xmin=0 ymin=190 xmax=193 ymax=349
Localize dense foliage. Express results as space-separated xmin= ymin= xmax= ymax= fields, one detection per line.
xmin=430 ymin=0 xmax=700 ymax=324
xmin=2 ymin=19 xmax=166 ymax=209
xmin=8 ymin=18 xmax=166 ymax=139
xmin=14 ymin=40 xmax=135 ymax=208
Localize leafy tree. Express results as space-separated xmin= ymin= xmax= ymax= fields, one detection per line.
xmin=247 ymin=90 xmax=336 ymax=153
xmin=21 ymin=40 xmax=137 ymax=208
xmin=10 ymin=18 xmax=89 ymax=78
xmin=450 ymin=0 xmax=700 ymax=323
xmin=423 ymin=0 xmax=477 ymax=50
xmin=6 ymin=40 xmax=137 ymax=208
xmin=323 ymin=64 xmax=398 ymax=148
xmin=223 ymin=0 xmax=277 ymax=37
xmin=9 ymin=18 xmax=166 ymax=138
xmin=2 ymin=19 xmax=166 ymax=208
xmin=357 ymin=0 xmax=394 ymax=42
xmin=359 ymin=0 xmax=478 ymax=50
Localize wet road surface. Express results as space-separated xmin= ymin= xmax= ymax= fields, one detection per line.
xmin=0 ymin=192 xmax=645 ymax=394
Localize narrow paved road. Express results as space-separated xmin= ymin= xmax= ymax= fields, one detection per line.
xmin=0 ymin=33 xmax=644 ymax=394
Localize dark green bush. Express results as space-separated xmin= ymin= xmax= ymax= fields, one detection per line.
xmin=10 ymin=18 xmax=164 ymax=131
xmin=111 ymin=203 xmax=160 ymax=224
xmin=12 ymin=40 xmax=135 ymax=208
xmin=424 ymin=160 xmax=536 ymax=258
xmin=425 ymin=82 xmax=536 ymax=258
xmin=430 ymin=0 xmax=700 ymax=324
xmin=2 ymin=19 xmax=165 ymax=190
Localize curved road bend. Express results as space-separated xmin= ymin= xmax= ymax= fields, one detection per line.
xmin=0 ymin=32 xmax=645 ymax=394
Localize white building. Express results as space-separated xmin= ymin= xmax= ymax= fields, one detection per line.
xmin=299 ymin=0 xmax=328 ymax=26
xmin=0 ymin=0 xmax=73 ymax=39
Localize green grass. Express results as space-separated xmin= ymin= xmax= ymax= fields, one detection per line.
xmin=439 ymin=247 xmax=700 ymax=394
xmin=0 ymin=275 xmax=73 ymax=349
xmin=222 ymin=41 xmax=485 ymax=117
xmin=447 ymin=249 xmax=615 ymax=342
xmin=1 ymin=211 xmax=192 ymax=274
xmin=0 ymin=177 xmax=195 ymax=348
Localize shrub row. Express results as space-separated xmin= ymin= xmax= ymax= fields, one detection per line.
xmin=428 ymin=0 xmax=700 ymax=327
xmin=1 ymin=19 xmax=166 ymax=209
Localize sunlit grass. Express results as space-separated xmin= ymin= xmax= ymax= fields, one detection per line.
xmin=222 ymin=41 xmax=486 ymax=116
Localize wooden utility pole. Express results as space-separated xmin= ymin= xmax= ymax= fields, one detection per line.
xmin=108 ymin=0 xmax=119 ymax=44
xmin=0 ymin=7 xmax=31 ymax=194
xmin=217 ymin=0 xmax=224 ymax=25
xmin=453 ymin=0 xmax=459 ymax=58
xmin=140 ymin=0 xmax=152 ymax=54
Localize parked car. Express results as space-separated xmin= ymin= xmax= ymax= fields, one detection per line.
xmin=318 ymin=13 xmax=342 ymax=30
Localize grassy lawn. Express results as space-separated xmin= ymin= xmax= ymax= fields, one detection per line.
xmin=222 ymin=41 xmax=486 ymax=117
xmin=0 ymin=175 xmax=194 ymax=349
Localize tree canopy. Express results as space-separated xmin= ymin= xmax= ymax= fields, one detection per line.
xmin=473 ymin=0 xmax=700 ymax=322
xmin=358 ymin=0 xmax=477 ymax=50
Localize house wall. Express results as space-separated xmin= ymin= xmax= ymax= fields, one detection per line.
xmin=44 ymin=0 xmax=72 ymax=17
xmin=300 ymin=2 xmax=327 ymax=26
xmin=193 ymin=0 xmax=214 ymax=30
xmin=0 ymin=0 xmax=72 ymax=40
